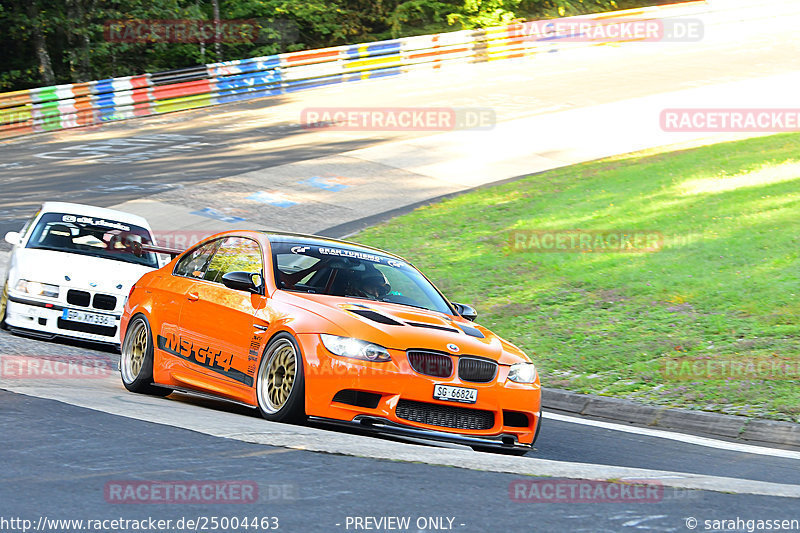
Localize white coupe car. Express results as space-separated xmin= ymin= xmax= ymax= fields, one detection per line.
xmin=0 ymin=202 xmax=162 ymax=346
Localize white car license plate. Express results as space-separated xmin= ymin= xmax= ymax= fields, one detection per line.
xmin=22 ymin=306 xmax=47 ymax=319
xmin=433 ymin=384 xmax=478 ymax=404
xmin=61 ymin=309 xmax=116 ymax=327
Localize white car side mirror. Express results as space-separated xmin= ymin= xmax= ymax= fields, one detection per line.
xmin=4 ymin=231 xmax=20 ymax=246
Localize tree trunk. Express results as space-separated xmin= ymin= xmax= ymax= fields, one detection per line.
xmin=212 ymin=0 xmax=221 ymax=60
xmin=27 ymin=1 xmax=55 ymax=86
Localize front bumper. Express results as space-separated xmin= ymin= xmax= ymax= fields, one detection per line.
xmin=311 ymin=415 xmax=533 ymax=450
xmin=6 ymin=294 xmax=121 ymax=345
xmin=297 ymin=333 xmax=542 ymax=445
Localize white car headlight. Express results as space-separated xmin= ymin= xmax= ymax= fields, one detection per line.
xmin=508 ymin=362 xmax=538 ymax=383
xmin=320 ymin=334 xmax=391 ymax=362
xmin=16 ymin=279 xmax=59 ymax=298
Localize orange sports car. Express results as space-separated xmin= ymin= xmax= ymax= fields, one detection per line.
xmin=120 ymin=231 xmax=541 ymax=453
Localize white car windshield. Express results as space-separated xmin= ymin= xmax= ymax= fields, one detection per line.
xmin=25 ymin=212 xmax=159 ymax=268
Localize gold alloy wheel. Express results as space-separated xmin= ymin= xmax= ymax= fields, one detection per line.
xmin=121 ymin=319 xmax=148 ymax=384
xmin=0 ymin=281 xmax=8 ymax=321
xmin=258 ymin=339 xmax=297 ymax=414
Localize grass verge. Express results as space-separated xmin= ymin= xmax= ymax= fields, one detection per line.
xmin=354 ymin=133 xmax=800 ymax=422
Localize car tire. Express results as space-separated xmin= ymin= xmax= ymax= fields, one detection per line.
xmin=256 ymin=332 xmax=306 ymax=423
xmin=0 ymin=278 xmax=8 ymax=330
xmin=532 ymin=408 xmax=543 ymax=445
xmin=120 ymin=314 xmax=172 ymax=397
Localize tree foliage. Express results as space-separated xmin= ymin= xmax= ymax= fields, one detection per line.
xmin=0 ymin=0 xmax=664 ymax=91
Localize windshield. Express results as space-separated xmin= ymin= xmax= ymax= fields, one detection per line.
xmin=272 ymin=242 xmax=453 ymax=315
xmin=25 ymin=212 xmax=159 ymax=268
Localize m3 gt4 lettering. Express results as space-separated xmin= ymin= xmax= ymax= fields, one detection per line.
xmin=157 ymin=333 xmax=253 ymax=387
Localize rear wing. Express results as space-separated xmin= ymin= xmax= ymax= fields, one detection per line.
xmin=130 ymin=241 xmax=183 ymax=258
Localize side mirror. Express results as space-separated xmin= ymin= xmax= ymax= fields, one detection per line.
xmin=452 ymin=302 xmax=478 ymax=321
xmin=222 ymin=271 xmax=262 ymax=294
xmin=4 ymin=231 xmax=20 ymax=246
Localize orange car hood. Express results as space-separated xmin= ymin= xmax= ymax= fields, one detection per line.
xmin=277 ymin=292 xmax=529 ymax=365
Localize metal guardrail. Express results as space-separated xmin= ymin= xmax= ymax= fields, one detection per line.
xmin=0 ymin=1 xmax=709 ymax=139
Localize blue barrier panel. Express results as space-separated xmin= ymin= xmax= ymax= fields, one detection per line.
xmin=210 ymin=55 xmax=281 ymax=75
xmin=343 ymin=40 xmax=402 ymax=59
xmin=215 ymin=71 xmax=283 ymax=103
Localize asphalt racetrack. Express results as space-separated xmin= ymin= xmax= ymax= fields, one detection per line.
xmin=1 ymin=1 xmax=800 ymax=530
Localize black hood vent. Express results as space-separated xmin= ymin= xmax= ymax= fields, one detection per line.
xmin=348 ymin=308 xmax=404 ymax=326
xmin=406 ymin=321 xmax=460 ymax=334
xmin=456 ymin=323 xmax=485 ymax=339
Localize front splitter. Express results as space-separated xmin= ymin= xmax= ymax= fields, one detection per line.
xmin=309 ymin=414 xmax=532 ymax=451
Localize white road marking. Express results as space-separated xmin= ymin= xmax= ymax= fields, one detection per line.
xmin=544 ymin=411 xmax=800 ymax=460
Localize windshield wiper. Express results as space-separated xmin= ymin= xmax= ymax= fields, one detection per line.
xmin=383 ymin=301 xmax=431 ymax=311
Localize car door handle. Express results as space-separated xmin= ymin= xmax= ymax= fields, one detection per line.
xmin=254 ymin=324 xmax=269 ymax=331
xmin=186 ymin=292 xmax=200 ymax=302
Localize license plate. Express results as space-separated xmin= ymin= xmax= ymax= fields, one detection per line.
xmin=433 ymin=384 xmax=478 ymax=404
xmin=61 ymin=309 xmax=116 ymax=327
xmin=22 ymin=307 xmax=47 ymax=319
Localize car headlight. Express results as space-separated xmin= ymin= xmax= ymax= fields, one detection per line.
xmin=320 ymin=334 xmax=391 ymax=362
xmin=508 ymin=362 xmax=538 ymax=383
xmin=16 ymin=279 xmax=59 ymax=298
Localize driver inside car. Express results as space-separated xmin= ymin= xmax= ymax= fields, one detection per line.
xmin=354 ymin=269 xmax=391 ymax=300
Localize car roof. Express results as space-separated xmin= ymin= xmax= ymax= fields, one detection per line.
xmin=38 ymin=202 xmax=152 ymax=230
xmin=261 ymin=231 xmax=408 ymax=262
